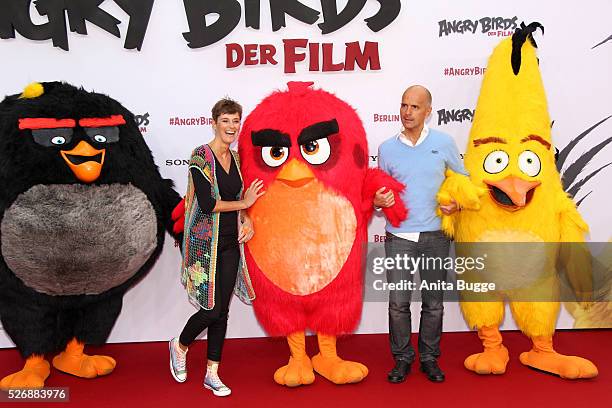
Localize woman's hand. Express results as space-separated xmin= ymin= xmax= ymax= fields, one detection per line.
xmin=238 ymin=214 xmax=255 ymax=243
xmin=242 ymin=179 xmax=265 ymax=208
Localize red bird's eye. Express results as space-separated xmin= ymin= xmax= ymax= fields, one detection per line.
xmin=271 ymin=147 xmax=285 ymax=158
xmin=302 ymin=141 xmax=320 ymax=155
xmin=300 ymin=138 xmax=331 ymax=165
xmin=262 ymin=146 xmax=289 ymax=167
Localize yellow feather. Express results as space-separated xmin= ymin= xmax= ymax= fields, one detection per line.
xmin=453 ymin=31 xmax=591 ymax=337
xmin=460 ymin=301 xmax=504 ymax=329
xmin=19 ymin=82 xmax=44 ymax=99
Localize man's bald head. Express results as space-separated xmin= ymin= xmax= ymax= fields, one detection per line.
xmin=400 ymin=85 xmax=433 ymax=133
xmin=403 ymin=85 xmax=432 ymax=107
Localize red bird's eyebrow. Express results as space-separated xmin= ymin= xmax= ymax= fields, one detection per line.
xmin=473 ymin=137 xmax=507 ymax=147
xmin=521 ymin=135 xmax=551 ymax=149
xmin=19 ymin=118 xmax=76 ymax=130
xmin=79 ymin=115 xmax=126 ymax=128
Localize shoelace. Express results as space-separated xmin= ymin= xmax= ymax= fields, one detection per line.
xmin=173 ymin=342 xmax=186 ymax=369
xmin=205 ymin=375 xmax=229 ymax=390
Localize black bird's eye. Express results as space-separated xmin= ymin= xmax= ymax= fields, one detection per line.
xmin=31 ymin=128 xmax=74 ymax=147
xmin=85 ymin=126 xmax=120 ymax=144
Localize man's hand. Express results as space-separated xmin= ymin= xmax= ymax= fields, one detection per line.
xmin=238 ymin=214 xmax=255 ymax=243
xmin=439 ymin=199 xmax=459 ymax=215
xmin=374 ymin=187 xmax=395 ymax=208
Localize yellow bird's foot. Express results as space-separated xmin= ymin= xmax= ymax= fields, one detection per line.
xmin=464 ymin=345 xmax=509 ymax=374
xmin=520 ymin=350 xmax=598 ymax=379
xmin=0 ymin=356 xmax=50 ymax=390
xmin=311 ymin=353 xmax=368 ymax=384
xmin=273 ymin=356 xmax=315 ymax=387
xmin=52 ymin=338 xmax=115 ymax=378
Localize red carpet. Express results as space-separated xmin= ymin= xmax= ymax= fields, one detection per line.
xmin=0 ymin=330 xmax=609 ymax=407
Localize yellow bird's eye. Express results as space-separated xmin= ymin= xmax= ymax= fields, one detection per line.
xmin=261 ymin=146 xmax=289 ymax=167
xmin=518 ymin=150 xmax=541 ymax=177
xmin=483 ymin=150 xmax=509 ymax=174
xmin=300 ymin=137 xmax=331 ymax=165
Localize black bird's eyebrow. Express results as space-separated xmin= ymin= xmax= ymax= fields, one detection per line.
xmin=251 ymin=129 xmax=291 ymax=147
xmin=297 ymin=119 xmax=339 ymax=145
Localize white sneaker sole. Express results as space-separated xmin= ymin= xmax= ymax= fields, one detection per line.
xmin=168 ymin=340 xmax=187 ymax=383
xmin=203 ymin=383 xmax=231 ymax=397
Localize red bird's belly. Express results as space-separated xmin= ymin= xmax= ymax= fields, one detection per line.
xmin=248 ymin=180 xmax=357 ymax=296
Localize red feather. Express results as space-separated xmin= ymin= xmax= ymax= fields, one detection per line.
xmin=362 ymin=167 xmax=408 ymax=227
xmin=171 ymin=198 xmax=185 ymax=234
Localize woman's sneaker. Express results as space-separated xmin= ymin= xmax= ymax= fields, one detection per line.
xmin=203 ymin=374 xmax=231 ymax=397
xmin=169 ymin=337 xmax=187 ymax=382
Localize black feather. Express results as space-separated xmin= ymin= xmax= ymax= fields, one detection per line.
xmin=556 ymin=115 xmax=611 ymax=171
xmin=576 ymin=191 xmax=593 ymax=207
xmin=562 ymin=137 xmax=612 ymax=191
xmin=592 ymin=34 xmax=612 ymax=50
xmin=567 ymin=162 xmax=612 ymax=198
xmin=511 ymin=22 xmax=544 ymax=75
xmin=0 ymin=82 xmax=181 ymax=357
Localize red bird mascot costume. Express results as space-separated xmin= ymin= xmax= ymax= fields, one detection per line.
xmin=238 ymin=82 xmax=407 ymax=386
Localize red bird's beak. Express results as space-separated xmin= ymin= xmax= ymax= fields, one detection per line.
xmin=484 ymin=176 xmax=540 ymax=210
xmin=276 ymin=159 xmax=315 ymax=188
xmin=60 ymin=141 xmax=105 ymax=183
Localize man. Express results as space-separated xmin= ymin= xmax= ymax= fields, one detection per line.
xmin=375 ymin=85 xmax=465 ymax=383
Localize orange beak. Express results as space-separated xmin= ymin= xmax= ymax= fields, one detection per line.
xmin=484 ymin=176 xmax=541 ymax=210
xmin=60 ymin=141 xmax=105 ymax=183
xmin=276 ymin=159 xmax=315 ymax=188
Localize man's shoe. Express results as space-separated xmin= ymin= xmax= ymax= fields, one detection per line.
xmin=420 ymin=360 xmax=445 ymax=382
xmin=387 ymin=360 xmax=411 ymax=383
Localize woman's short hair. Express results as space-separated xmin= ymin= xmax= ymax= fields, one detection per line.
xmin=212 ymin=98 xmax=242 ymax=121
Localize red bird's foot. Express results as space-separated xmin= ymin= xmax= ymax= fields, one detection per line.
xmin=312 ymin=333 xmax=368 ymax=384
xmin=274 ymin=332 xmax=315 ymax=387
xmin=0 ymin=356 xmax=50 ymax=389
xmin=52 ymin=339 xmax=115 ymax=378
xmin=274 ymin=356 xmax=315 ymax=387
xmin=312 ymin=354 xmax=368 ymax=384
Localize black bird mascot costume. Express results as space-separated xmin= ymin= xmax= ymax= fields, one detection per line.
xmin=0 ymin=82 xmax=182 ymax=389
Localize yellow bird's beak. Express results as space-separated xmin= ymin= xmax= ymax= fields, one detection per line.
xmin=484 ymin=176 xmax=541 ymax=210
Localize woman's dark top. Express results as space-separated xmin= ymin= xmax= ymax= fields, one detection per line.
xmin=191 ymin=152 xmax=241 ymax=237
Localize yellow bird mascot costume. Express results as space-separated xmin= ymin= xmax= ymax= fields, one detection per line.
xmin=438 ymin=22 xmax=598 ymax=379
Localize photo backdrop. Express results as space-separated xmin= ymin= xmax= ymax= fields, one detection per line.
xmin=1 ymin=0 xmax=610 ymax=346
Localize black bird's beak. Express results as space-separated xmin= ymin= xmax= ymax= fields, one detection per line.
xmin=60 ymin=141 xmax=105 ymax=183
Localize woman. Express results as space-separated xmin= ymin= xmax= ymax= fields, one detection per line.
xmin=169 ymin=98 xmax=264 ymax=397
